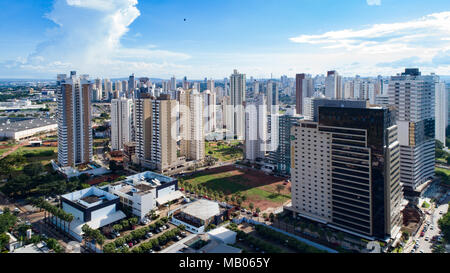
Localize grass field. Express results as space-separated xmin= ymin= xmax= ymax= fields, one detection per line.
xmin=436 ymin=167 xmax=450 ymax=176
xmin=205 ymin=141 xmax=243 ymax=162
xmin=181 ymin=165 xmax=291 ymax=211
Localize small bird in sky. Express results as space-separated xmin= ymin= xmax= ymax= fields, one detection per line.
xmin=184 ymin=18 xmax=187 ymax=22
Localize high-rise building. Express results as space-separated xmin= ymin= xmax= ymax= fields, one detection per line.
xmin=207 ymin=80 xmax=215 ymax=94
xmin=325 ymin=71 xmax=342 ymax=99
xmin=179 ymin=89 xmax=205 ymax=161
xmin=388 ymin=68 xmax=436 ymax=193
xmin=57 ymin=72 xmax=93 ymax=167
xmin=203 ymin=89 xmax=217 ymax=134
xmin=230 ymin=69 xmax=246 ymax=139
xmin=436 ymin=82 xmax=448 ymax=146
xmin=128 ymin=74 xmax=136 ymax=95
xmin=134 ymin=94 xmax=178 ymax=172
xmin=296 ymin=74 xmax=314 ymax=115
xmin=111 ymin=98 xmax=133 ymax=151
xmin=267 ymin=107 xmax=303 ymax=175
xmin=303 ymin=97 xmax=369 ymax=122
xmin=122 ymin=80 xmax=128 ymax=94
xmin=266 ymin=80 xmax=279 ymax=114
xmin=245 ymin=95 xmax=267 ymax=162
xmin=170 ymin=76 xmax=177 ymax=91
xmin=289 ymin=106 xmax=404 ymax=241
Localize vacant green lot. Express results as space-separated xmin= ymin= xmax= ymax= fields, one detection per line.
xmin=205 ymin=141 xmax=243 ymax=162
xmin=182 ymin=166 xmax=290 ymax=210
xmin=436 ymin=167 xmax=450 ymax=176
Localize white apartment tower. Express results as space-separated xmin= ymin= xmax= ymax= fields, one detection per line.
xmin=245 ymin=95 xmax=268 ymax=162
xmin=388 ymin=69 xmax=436 ymax=192
xmin=203 ymin=89 xmax=217 ymax=134
xmin=436 ymin=82 xmax=448 ymax=146
xmin=111 ymin=98 xmax=133 ymax=151
xmin=230 ymin=69 xmax=246 ymax=139
xmin=325 ymin=71 xmax=342 ymax=99
xmin=179 ymin=89 xmax=205 ymax=161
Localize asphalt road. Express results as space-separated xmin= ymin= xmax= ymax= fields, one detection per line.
xmin=405 ymin=202 xmax=448 ymax=253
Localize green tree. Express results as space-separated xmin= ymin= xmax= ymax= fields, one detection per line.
xmin=276 ymin=184 xmax=285 ymax=195
xmin=22 ymin=162 xmax=44 ymax=178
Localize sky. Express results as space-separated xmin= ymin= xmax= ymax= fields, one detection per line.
xmin=0 ymin=0 xmax=450 ymax=79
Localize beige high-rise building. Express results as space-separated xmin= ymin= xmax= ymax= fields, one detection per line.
xmin=57 ymin=72 xmax=93 ymax=167
xmin=230 ymin=69 xmax=246 ymax=139
xmin=179 ymin=89 xmax=205 ymax=161
xmin=135 ymin=94 xmax=178 ymax=172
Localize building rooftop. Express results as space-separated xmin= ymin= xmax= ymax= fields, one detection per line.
xmin=61 ymin=187 xmax=118 ymax=209
xmin=180 ymin=199 xmax=220 ymax=221
xmin=0 ymin=117 xmax=57 ymax=133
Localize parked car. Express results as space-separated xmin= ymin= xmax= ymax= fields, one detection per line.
xmin=148 ymin=249 xmax=154 ymax=253
xmin=128 ymin=242 xmax=133 ymax=247
xmin=253 ymin=213 xmax=259 ymax=217
xmin=145 ymin=232 xmax=153 ymax=239
xmin=180 ymin=232 xmax=187 ymax=238
xmin=165 ymin=224 xmax=170 ymax=229
xmin=420 ymin=232 xmax=425 ymax=237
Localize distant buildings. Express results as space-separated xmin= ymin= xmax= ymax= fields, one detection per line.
xmin=289 ymin=105 xmax=404 ymax=241
xmin=56 ymin=72 xmax=93 ymax=167
xmin=0 ymin=117 xmax=57 ymax=141
xmin=388 ymin=68 xmax=436 ymax=193
xmin=435 ymin=82 xmax=448 ymax=145
xmin=111 ymin=98 xmax=133 ymax=151
xmin=296 ymin=74 xmax=314 ymax=115
xmin=203 ymin=89 xmax=217 ymax=134
xmin=325 ymin=71 xmax=342 ymax=99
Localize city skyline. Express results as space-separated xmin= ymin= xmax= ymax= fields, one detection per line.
xmin=0 ymin=0 xmax=449 ymax=79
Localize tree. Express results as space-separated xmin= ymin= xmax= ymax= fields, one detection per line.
xmin=22 ymin=162 xmax=44 ymax=178
xmin=0 ymin=233 xmax=9 ymax=251
xmin=276 ymin=184 xmax=285 ymax=195
xmin=255 ymin=207 xmax=261 ymax=214
xmin=249 ymin=203 xmax=254 ymax=212
xmin=129 ymin=217 xmax=139 ymax=227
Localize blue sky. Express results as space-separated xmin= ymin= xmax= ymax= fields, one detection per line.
xmin=0 ymin=0 xmax=450 ymax=79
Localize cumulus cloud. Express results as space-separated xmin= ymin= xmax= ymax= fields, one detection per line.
xmin=0 ymin=0 xmax=190 ymax=78
xmin=289 ymin=11 xmax=450 ymax=75
xmin=367 ymin=0 xmax=381 ymax=6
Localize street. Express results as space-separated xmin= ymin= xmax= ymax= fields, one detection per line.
xmin=404 ymin=201 xmax=448 ymax=253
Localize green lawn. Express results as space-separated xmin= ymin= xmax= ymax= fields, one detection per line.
xmin=436 ymin=167 xmax=450 ymax=176
xmin=182 ymin=168 xmax=290 ymax=210
xmin=205 ymin=141 xmax=243 ymax=162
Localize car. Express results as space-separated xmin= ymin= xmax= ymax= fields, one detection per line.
xmin=427 ymin=221 xmax=431 ymax=225
xmin=439 ymin=211 xmax=443 ymax=215
xmin=14 ymin=208 xmax=20 ymax=213
xmin=180 ymin=188 xmax=184 ymax=192
xmin=165 ymin=224 xmax=170 ymax=229
xmin=153 ymin=245 xmax=161 ymax=251
xmin=411 ymin=249 xmax=415 ymax=253
xmin=425 ymin=236 xmax=430 ymax=241
xmin=180 ymin=232 xmax=187 ymax=238
xmin=25 ymin=221 xmax=31 ymax=226
xmin=240 ymin=209 xmax=245 ymax=212
xmin=419 ymin=250 xmax=424 ymax=253
xmin=123 ymin=243 xmax=129 ymax=248
xmin=430 ymin=226 xmax=434 ymax=230
xmin=173 ymin=236 xmax=180 ymax=241
xmin=128 ymin=242 xmax=133 ymax=247
xmin=145 ymin=232 xmax=153 ymax=239
xmin=148 ymin=249 xmax=154 ymax=253
xmin=253 ymin=213 xmax=259 ymax=217
xmin=420 ymin=232 xmax=425 ymax=237
xmin=0 ymin=209 xmax=3 ymax=215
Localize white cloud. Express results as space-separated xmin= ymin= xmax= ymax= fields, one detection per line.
xmin=0 ymin=0 xmax=190 ymax=78
xmin=288 ymin=11 xmax=450 ymax=76
xmin=367 ymin=0 xmax=381 ymax=6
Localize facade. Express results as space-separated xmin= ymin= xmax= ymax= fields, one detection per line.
xmin=267 ymin=108 xmax=303 ymax=175
xmin=290 ymin=106 xmax=404 ymax=241
xmin=325 ymin=71 xmax=342 ymax=99
xmin=111 ymin=98 xmax=133 ymax=151
xmin=266 ymin=80 xmax=279 ymax=114
xmin=57 ymin=72 xmax=93 ymax=167
xmin=244 ymin=95 xmax=267 ymax=162
xmin=375 ymin=94 xmax=390 ymax=106
xmin=135 ymin=94 xmax=178 ymax=172
xmin=60 ymin=187 xmax=126 ymax=241
xmin=230 ymin=69 xmax=246 ymax=139
xmin=179 ymin=89 xmax=205 ymax=161
xmin=388 ymin=69 xmax=436 ymax=192
xmin=304 ymin=97 xmax=369 ymax=122
xmin=107 ymin=171 xmax=182 ymax=219
xmin=296 ymin=73 xmax=314 ymax=115
xmin=435 ymin=82 xmax=448 ymax=145
xmin=203 ymin=89 xmax=217 ymax=134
